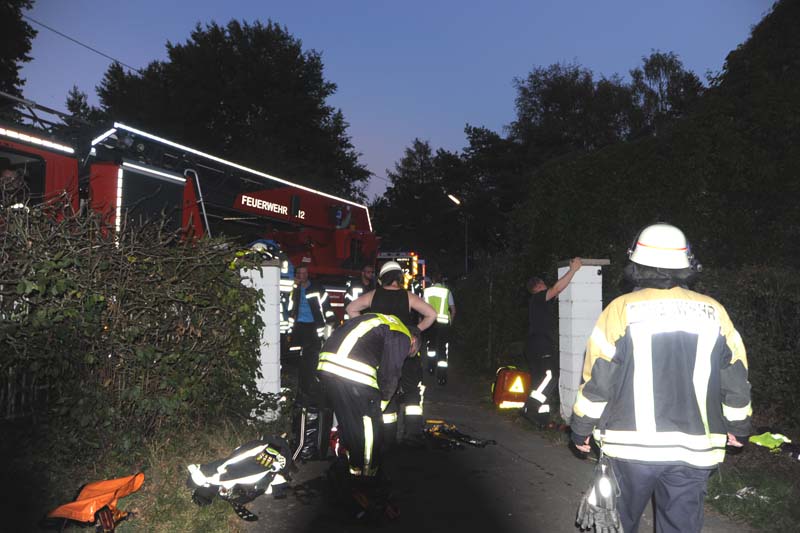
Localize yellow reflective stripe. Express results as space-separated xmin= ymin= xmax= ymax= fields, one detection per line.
xmin=317 ymin=361 xmax=378 ymax=389
xmin=498 ymin=401 xmax=525 ymax=409
xmin=363 ymin=416 xmax=374 ymax=474
xmin=337 ymin=317 xmax=383 ymax=358
xmin=574 ymin=389 xmax=607 ymax=419
xmin=598 ymin=429 xmax=727 ymax=449
xmin=378 ymin=313 xmax=411 ymax=336
xmin=590 ymin=327 xmax=616 ymax=359
xmin=598 ymin=429 xmax=728 ymax=467
xmin=319 ymin=352 xmax=377 ymax=378
xmin=404 ymin=405 xmax=423 ymax=416
xmin=723 ymin=402 xmax=752 ymax=422
xmin=382 ymin=412 xmax=398 ymax=424
xmin=601 ymin=441 xmax=726 ymax=468
xmin=380 ymin=400 xmax=389 ymax=411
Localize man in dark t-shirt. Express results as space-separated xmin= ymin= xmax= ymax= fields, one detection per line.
xmin=524 ymin=257 xmax=582 ymax=383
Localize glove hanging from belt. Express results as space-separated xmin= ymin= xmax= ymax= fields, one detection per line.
xmin=576 ymin=454 xmax=623 ymax=533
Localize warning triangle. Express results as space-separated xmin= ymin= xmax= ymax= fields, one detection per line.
xmin=509 ymin=376 xmax=525 ymax=393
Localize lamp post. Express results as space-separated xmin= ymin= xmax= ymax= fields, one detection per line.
xmin=447 ymin=194 xmax=468 ymax=275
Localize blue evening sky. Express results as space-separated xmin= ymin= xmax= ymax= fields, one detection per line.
xmin=21 ymin=1 xmax=772 ymax=199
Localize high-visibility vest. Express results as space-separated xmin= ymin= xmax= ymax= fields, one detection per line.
xmin=424 ymin=284 xmax=452 ymax=324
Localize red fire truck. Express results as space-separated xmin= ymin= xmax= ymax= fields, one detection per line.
xmin=0 ymin=93 xmax=379 ymax=315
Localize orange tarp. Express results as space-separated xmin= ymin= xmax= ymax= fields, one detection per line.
xmin=47 ymin=473 xmax=144 ymax=523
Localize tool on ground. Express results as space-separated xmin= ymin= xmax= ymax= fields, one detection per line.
xmin=187 ymin=436 xmax=293 ymax=521
xmin=424 ymin=420 xmax=497 ymax=449
xmin=576 ymin=454 xmax=622 ymax=533
xmin=46 ymin=473 xmax=144 ymax=532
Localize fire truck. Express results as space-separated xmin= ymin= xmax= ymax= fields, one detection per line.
xmin=0 ymin=92 xmax=379 ymax=317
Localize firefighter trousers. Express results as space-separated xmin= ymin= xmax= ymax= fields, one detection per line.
xmin=321 ymin=374 xmax=384 ymax=477
xmin=425 ymin=323 xmax=450 ymax=382
xmin=610 ymin=458 xmax=711 ymax=533
xmin=292 ymin=322 xmax=322 ymax=402
xmin=382 ymin=356 xmax=424 ymax=446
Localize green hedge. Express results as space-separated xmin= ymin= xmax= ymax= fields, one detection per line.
xmin=1 ymin=203 xmax=268 ymax=451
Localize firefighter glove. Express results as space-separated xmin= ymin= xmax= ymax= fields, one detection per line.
xmin=576 ymin=456 xmax=622 ymax=532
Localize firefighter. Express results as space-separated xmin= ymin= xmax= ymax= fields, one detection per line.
xmin=423 ymin=272 xmax=456 ymax=385
xmin=317 ymin=314 xmax=421 ymax=507
xmin=345 ymin=261 xmax=436 ymax=446
xmin=344 ymin=264 xmax=376 ymax=319
xmin=287 ymin=264 xmax=337 ymax=402
xmin=570 ymin=223 xmax=751 ymax=533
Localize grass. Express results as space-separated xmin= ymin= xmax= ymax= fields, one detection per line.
xmin=707 ymin=445 xmax=800 ymax=532
xmin=3 ymin=415 xmax=289 ymax=532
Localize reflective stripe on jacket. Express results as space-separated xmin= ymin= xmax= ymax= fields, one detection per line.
xmin=571 ymin=286 xmax=751 ymax=468
xmin=287 ymin=280 xmax=335 ymax=336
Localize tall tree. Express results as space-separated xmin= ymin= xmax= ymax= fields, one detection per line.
xmin=509 ymin=62 xmax=634 ymax=161
xmin=93 ymin=20 xmax=368 ymax=200
xmin=630 ymin=51 xmax=704 ymax=136
xmin=0 ymin=0 xmax=37 ymax=118
xmin=374 ymin=139 xmax=469 ymax=273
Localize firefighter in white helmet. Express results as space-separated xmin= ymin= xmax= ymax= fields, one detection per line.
xmin=570 ymin=223 xmax=751 ymax=533
xmin=346 ymin=260 xmax=436 ymax=447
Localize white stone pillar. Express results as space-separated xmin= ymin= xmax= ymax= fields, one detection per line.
xmin=240 ymin=260 xmax=281 ymax=419
xmin=558 ymin=259 xmax=609 ymax=422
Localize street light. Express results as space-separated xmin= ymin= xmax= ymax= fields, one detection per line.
xmin=447 ymin=193 xmax=468 ymax=274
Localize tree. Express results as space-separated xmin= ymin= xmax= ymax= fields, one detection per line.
xmin=630 ymin=51 xmax=704 ymax=136
xmin=509 ymin=63 xmax=634 ymax=161
xmin=93 ymin=20 xmax=368 ymax=200
xmin=0 ymin=0 xmax=37 ymax=119
xmin=373 ymin=139 xmax=469 ymax=273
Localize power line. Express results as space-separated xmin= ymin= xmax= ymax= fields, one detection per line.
xmin=23 ymin=14 xmax=144 ymax=75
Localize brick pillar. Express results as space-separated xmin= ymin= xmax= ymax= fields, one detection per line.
xmin=558 ymin=259 xmax=609 ymax=421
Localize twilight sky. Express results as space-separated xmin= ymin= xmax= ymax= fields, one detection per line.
xmin=21 ymin=0 xmax=772 ymax=199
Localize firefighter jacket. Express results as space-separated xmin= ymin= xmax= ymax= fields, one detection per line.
xmin=343 ymin=278 xmax=375 ymax=319
xmin=287 ymin=280 xmax=336 ymax=338
xmin=317 ymin=313 xmax=412 ymax=400
xmin=424 ymin=283 xmax=454 ymax=325
xmin=571 ymin=286 xmax=752 ymax=469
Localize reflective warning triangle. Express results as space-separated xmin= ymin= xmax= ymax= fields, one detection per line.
xmin=509 ymin=375 xmax=525 ymax=393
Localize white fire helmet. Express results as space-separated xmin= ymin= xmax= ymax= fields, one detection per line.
xmin=379 ymin=261 xmax=402 ymax=278
xmin=628 ymin=223 xmax=692 ymax=269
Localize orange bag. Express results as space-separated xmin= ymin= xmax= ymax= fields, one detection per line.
xmin=47 ymin=472 xmax=144 ymax=526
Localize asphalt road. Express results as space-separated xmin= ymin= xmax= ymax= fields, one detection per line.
xmin=245 ymin=363 xmax=754 ymax=533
